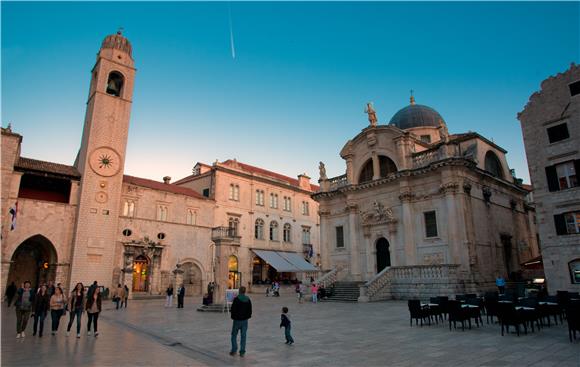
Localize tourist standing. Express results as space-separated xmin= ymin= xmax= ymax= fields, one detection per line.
xmin=113 ymin=284 xmax=125 ymax=310
xmin=15 ymin=280 xmax=35 ymax=338
xmin=32 ymin=284 xmax=50 ymax=337
xmin=229 ymin=286 xmax=252 ymax=357
xmin=496 ymin=275 xmax=506 ymax=295
xmin=280 ymin=306 xmax=294 ymax=345
xmin=66 ymin=282 xmax=85 ymax=338
xmin=86 ymin=287 xmax=102 ymax=337
xmin=311 ymin=283 xmax=318 ymax=303
xmin=165 ymin=286 xmax=174 ymax=307
xmin=298 ymin=282 xmax=305 ymax=304
xmin=123 ymin=285 xmax=129 ymax=308
xmin=50 ymin=286 xmax=67 ymax=335
xmin=5 ymin=281 xmax=17 ymax=307
xmin=177 ymin=284 xmax=185 ymax=308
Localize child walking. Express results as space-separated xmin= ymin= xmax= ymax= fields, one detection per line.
xmin=280 ymin=307 xmax=294 ymax=345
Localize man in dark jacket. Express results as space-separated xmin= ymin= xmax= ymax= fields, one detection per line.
xmin=229 ymin=286 xmax=252 ymax=357
xmin=177 ymin=284 xmax=185 ymax=308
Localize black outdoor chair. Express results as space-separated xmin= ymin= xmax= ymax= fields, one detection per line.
xmin=538 ymin=295 xmax=562 ymax=326
xmin=565 ymin=300 xmax=580 ymax=342
xmin=518 ymin=298 xmax=541 ymax=332
xmin=448 ymin=300 xmax=471 ymax=331
xmin=465 ymin=298 xmax=483 ymax=326
xmin=484 ymin=298 xmax=499 ymax=324
xmin=428 ymin=297 xmax=444 ymax=324
xmin=455 ymin=294 xmax=467 ymax=302
xmin=436 ymin=296 xmax=450 ymax=319
xmin=408 ymin=300 xmax=431 ymax=327
xmin=497 ymin=302 xmax=527 ymax=336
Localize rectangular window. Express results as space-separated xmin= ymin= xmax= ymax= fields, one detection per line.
xmin=420 ymin=135 xmax=431 ymax=143
xmin=283 ymin=197 xmax=292 ymax=211
xmin=302 ymin=226 xmax=311 ymax=244
xmin=569 ymin=80 xmax=580 ymax=96
xmin=123 ymin=200 xmax=135 ymax=217
xmin=547 ymin=123 xmax=569 ymax=143
xmin=229 ymin=184 xmax=239 ymax=201
xmin=270 ymin=193 xmax=278 ymax=209
xmin=424 ymin=211 xmax=438 ymax=238
xmin=336 ymin=226 xmax=344 ymax=248
xmin=546 ymin=160 xmax=580 ymax=191
xmin=554 ymin=212 xmax=580 ymax=235
xmin=157 ymin=205 xmax=167 ymax=221
xmin=302 ymin=201 xmax=310 ymax=215
xmin=202 ymin=188 xmax=210 ymax=197
xmin=255 ymin=190 xmax=264 ymax=206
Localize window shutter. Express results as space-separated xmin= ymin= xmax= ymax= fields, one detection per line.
xmin=545 ymin=165 xmax=559 ymax=192
xmin=554 ymin=214 xmax=567 ymax=235
xmin=575 ymin=160 xmax=580 ymax=180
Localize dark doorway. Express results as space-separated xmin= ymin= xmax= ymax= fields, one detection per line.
xmin=7 ymin=235 xmax=57 ymax=288
xmin=376 ymin=238 xmax=391 ymax=273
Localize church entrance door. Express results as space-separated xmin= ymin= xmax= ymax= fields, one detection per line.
xmin=132 ymin=255 xmax=150 ymax=292
xmin=376 ymin=238 xmax=391 ymax=273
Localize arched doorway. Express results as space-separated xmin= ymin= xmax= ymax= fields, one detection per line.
xmin=8 ymin=235 xmax=58 ymax=288
xmin=132 ymin=255 xmax=150 ymax=292
xmin=228 ymin=255 xmax=241 ymax=289
xmin=181 ymin=262 xmax=203 ymax=296
xmin=376 ymin=238 xmax=391 ymax=273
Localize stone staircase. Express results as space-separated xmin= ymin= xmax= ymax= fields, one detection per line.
xmin=323 ymin=281 xmax=364 ymax=302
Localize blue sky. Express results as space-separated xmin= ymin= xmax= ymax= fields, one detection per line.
xmin=2 ymin=2 xmax=579 ymax=184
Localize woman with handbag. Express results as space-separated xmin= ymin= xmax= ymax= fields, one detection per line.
xmin=86 ymin=286 xmax=102 ymax=337
xmin=50 ymin=286 xmax=67 ymax=335
xmin=66 ymin=282 xmax=85 ymax=338
xmin=32 ymin=284 xmax=50 ymax=337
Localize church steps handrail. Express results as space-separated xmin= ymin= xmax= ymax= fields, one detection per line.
xmin=314 ymin=267 xmax=339 ymax=288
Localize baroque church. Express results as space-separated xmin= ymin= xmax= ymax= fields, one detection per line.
xmin=1 ymin=32 xmax=320 ymax=301
xmin=313 ymin=98 xmax=541 ymax=300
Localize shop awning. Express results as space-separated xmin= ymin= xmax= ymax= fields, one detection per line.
xmin=252 ymin=250 xmax=317 ymax=272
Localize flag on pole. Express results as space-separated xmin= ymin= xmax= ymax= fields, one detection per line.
xmin=9 ymin=202 xmax=18 ymax=230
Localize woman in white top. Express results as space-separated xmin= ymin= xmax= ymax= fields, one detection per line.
xmin=50 ymin=287 xmax=67 ymax=335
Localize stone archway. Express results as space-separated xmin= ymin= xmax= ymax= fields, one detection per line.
xmin=376 ymin=237 xmax=391 ymax=273
xmin=7 ymin=235 xmax=58 ymax=288
xmin=132 ymin=255 xmax=150 ymax=292
xmin=181 ymin=262 xmax=203 ymax=296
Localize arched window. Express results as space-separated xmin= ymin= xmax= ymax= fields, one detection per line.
xmin=186 ymin=209 xmax=196 ymax=225
xmin=228 ymin=217 xmax=239 ymax=237
xmin=106 ymin=71 xmax=124 ymax=97
xmin=379 ymin=156 xmax=397 ymax=178
xmin=359 ymin=159 xmax=374 ymax=183
xmin=123 ymin=200 xmax=135 ymax=217
xmin=283 ymin=223 xmax=292 ymax=243
xmin=270 ymin=221 xmax=279 ymax=241
xmin=255 ymin=219 xmax=264 ymax=240
xmin=485 ymin=151 xmax=503 ymax=179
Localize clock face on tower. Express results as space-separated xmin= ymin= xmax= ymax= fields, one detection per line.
xmin=89 ymin=147 xmax=121 ymax=177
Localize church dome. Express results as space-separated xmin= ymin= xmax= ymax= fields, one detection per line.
xmin=101 ymin=30 xmax=132 ymax=56
xmin=389 ymin=97 xmax=445 ymax=129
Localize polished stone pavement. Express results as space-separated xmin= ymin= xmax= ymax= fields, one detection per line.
xmin=2 ymin=293 xmax=579 ymax=367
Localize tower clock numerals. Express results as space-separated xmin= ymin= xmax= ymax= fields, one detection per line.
xmin=89 ymin=147 xmax=121 ymax=177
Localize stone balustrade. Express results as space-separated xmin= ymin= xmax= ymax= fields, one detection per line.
xmin=412 ymin=149 xmax=441 ymax=168
xmin=314 ymin=267 xmax=339 ymax=288
xmin=328 ymin=174 xmax=348 ymax=191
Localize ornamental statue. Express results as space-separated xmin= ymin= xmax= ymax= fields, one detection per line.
xmin=365 ymin=102 xmax=378 ymax=127
xmin=319 ymin=161 xmax=327 ymax=181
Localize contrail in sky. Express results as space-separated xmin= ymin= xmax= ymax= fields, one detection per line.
xmin=228 ymin=2 xmax=236 ymax=60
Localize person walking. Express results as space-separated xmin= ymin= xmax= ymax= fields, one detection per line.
xmin=298 ymin=282 xmax=305 ymax=304
xmin=496 ymin=275 xmax=506 ymax=295
xmin=229 ymin=286 xmax=252 ymax=357
xmin=32 ymin=284 xmax=50 ymax=337
xmin=165 ymin=286 xmax=174 ymax=307
xmin=15 ymin=280 xmax=35 ymax=338
xmin=50 ymin=286 xmax=67 ymax=335
xmin=280 ymin=306 xmax=294 ymax=345
xmin=311 ymin=283 xmax=318 ymax=304
xmin=66 ymin=282 xmax=85 ymax=338
xmin=177 ymin=284 xmax=185 ymax=308
xmin=123 ymin=285 xmax=129 ymax=308
xmin=113 ymin=284 xmax=125 ymax=310
xmin=5 ymin=281 xmax=17 ymax=307
xmin=86 ymin=287 xmax=102 ymax=337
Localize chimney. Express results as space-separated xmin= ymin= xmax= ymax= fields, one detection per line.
xmin=163 ymin=176 xmax=171 ymax=184
xmin=297 ymin=173 xmax=311 ymax=190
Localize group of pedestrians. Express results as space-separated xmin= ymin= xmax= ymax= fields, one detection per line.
xmin=165 ymin=284 xmax=185 ymax=308
xmin=10 ymin=280 xmax=104 ymax=339
xmin=113 ymin=284 xmax=129 ymax=309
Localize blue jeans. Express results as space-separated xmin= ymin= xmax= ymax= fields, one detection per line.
xmin=284 ymin=326 xmax=294 ymax=343
xmin=67 ymin=309 xmax=83 ymax=334
xmin=230 ymin=320 xmax=248 ymax=354
xmin=33 ymin=311 xmax=47 ymax=336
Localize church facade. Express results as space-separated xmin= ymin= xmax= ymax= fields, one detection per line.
xmin=1 ymin=32 xmax=319 ymax=299
xmin=313 ymin=98 xmax=540 ymax=300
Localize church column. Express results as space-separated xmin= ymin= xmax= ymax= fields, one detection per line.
xmin=345 ymin=156 xmax=354 ymax=184
xmin=441 ymin=181 xmax=464 ymax=266
xmin=399 ymin=190 xmax=416 ymax=265
xmin=363 ymin=228 xmax=373 ymax=279
xmin=371 ymin=152 xmax=380 ymax=180
xmin=347 ymin=203 xmax=361 ymax=280
xmin=319 ymin=210 xmax=331 ymax=270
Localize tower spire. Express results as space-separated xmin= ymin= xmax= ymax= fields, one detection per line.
xmin=410 ymin=89 xmax=415 ymax=105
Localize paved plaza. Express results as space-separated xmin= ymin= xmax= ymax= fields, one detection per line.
xmin=2 ymin=293 xmax=579 ymax=367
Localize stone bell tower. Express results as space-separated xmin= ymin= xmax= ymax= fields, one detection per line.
xmin=69 ymin=31 xmax=136 ymax=289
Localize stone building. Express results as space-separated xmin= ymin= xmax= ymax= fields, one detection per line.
xmin=1 ymin=32 xmax=319 ymax=300
xmin=173 ymin=159 xmax=320 ymax=302
xmin=518 ymin=63 xmax=580 ymax=293
xmin=313 ymin=98 xmax=540 ymax=300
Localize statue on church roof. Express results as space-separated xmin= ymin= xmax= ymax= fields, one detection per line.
xmin=319 ymin=161 xmax=327 ymax=181
xmin=365 ymin=102 xmax=378 ymax=127
xmin=438 ymin=119 xmax=449 ymax=143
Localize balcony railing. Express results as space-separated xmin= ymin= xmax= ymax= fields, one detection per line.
xmin=328 ymin=174 xmax=348 ymax=190
xmin=211 ymin=227 xmax=241 ymax=243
